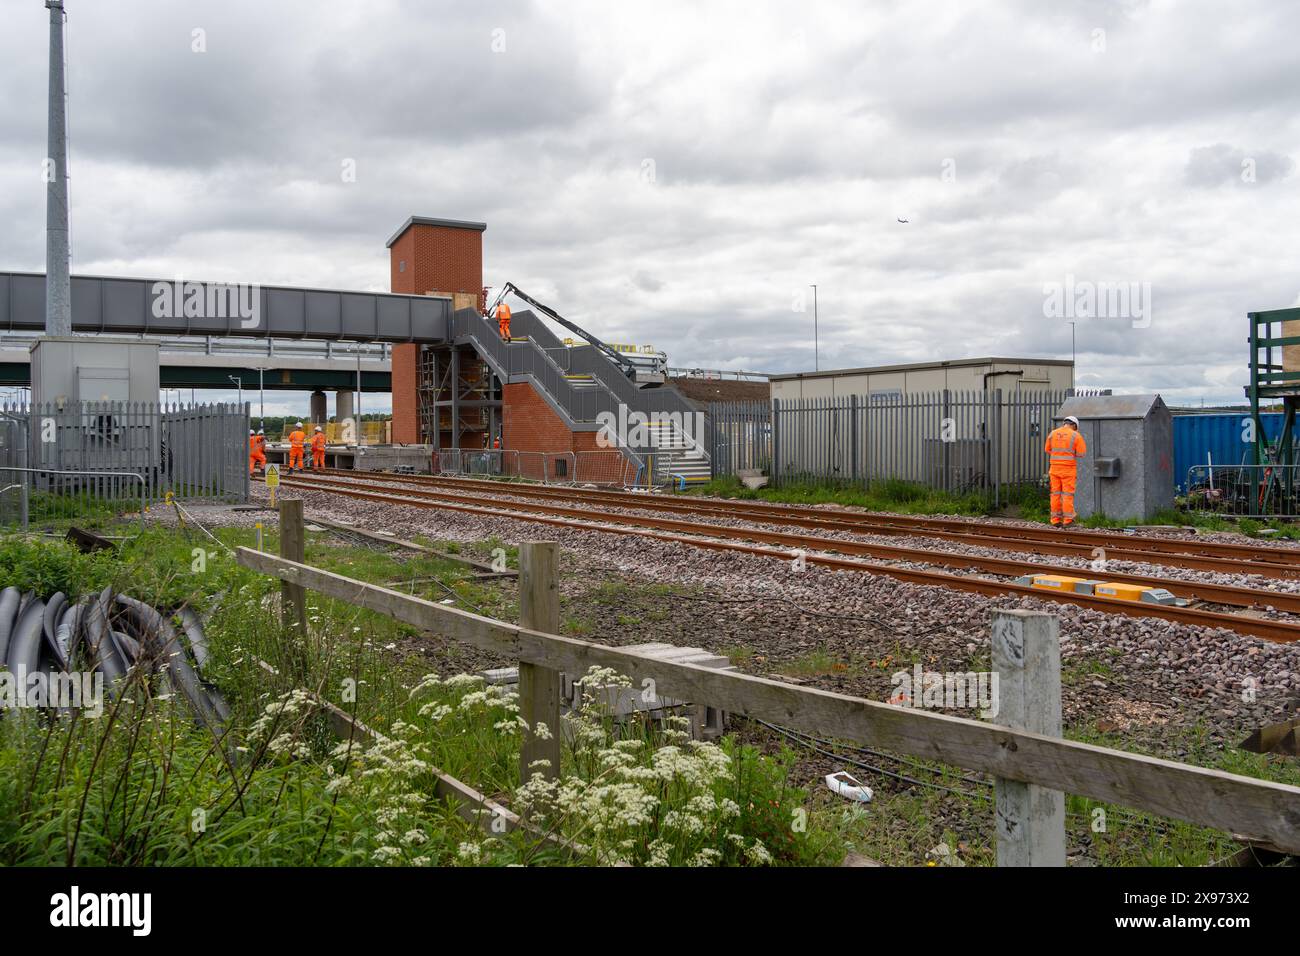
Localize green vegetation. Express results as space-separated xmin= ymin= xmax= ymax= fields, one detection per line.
xmin=684 ymin=475 xmax=995 ymax=516
xmin=0 ymin=524 xmax=843 ymax=866
xmin=690 ymin=475 xmax=1300 ymax=537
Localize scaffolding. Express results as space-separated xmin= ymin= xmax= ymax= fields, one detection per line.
xmin=417 ymin=344 xmax=501 ymax=449
xmin=1246 ymin=308 xmax=1300 ymax=514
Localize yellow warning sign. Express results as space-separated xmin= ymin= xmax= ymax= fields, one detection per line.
xmin=265 ymin=464 xmax=280 ymax=506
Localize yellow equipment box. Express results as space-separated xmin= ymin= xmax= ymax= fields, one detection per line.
xmin=1092 ymin=583 xmax=1150 ymax=602
xmin=1018 ymin=574 xmax=1097 ymax=594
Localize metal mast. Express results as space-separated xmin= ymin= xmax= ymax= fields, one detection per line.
xmin=45 ymin=0 xmax=72 ymax=336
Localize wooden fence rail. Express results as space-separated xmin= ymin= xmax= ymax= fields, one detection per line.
xmin=234 ymin=545 xmax=1300 ymax=856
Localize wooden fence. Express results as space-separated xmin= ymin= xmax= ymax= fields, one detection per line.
xmin=236 ymin=527 xmax=1300 ymax=862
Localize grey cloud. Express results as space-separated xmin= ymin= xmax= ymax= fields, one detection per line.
xmin=3 ymin=0 xmax=1300 ymax=404
xmin=1185 ymin=143 xmax=1294 ymax=187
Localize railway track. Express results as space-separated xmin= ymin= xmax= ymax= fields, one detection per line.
xmin=264 ymin=472 xmax=1300 ymax=643
xmin=307 ymin=468 xmax=1300 ymax=580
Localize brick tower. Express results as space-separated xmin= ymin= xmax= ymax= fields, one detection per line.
xmin=386 ymin=217 xmax=487 ymax=444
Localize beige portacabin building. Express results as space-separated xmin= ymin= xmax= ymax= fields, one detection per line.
xmin=769 ymin=357 xmax=1075 ymax=401
xmin=766 ymin=357 xmax=1079 ymax=495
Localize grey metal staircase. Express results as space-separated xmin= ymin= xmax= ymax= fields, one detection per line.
xmin=449 ymin=308 xmax=709 ymax=484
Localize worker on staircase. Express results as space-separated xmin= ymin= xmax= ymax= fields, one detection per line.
xmin=310 ymin=425 xmax=327 ymax=470
xmin=496 ymin=302 xmax=511 ymax=340
xmin=1045 ymin=415 xmax=1087 ymax=527
xmin=288 ymin=421 xmax=307 ymax=472
xmin=248 ymin=430 xmax=259 ymax=476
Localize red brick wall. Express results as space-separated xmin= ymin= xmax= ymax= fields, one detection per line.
xmin=388 ymin=220 xmax=485 ymax=443
xmin=502 ymin=382 xmax=579 ymax=453
xmin=391 ymin=343 xmax=419 ymax=444
xmin=389 ymin=223 xmax=483 ymax=302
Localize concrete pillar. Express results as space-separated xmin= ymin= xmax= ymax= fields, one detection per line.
xmin=310 ymin=390 xmax=327 ymax=423
xmin=335 ymin=390 xmax=356 ymax=444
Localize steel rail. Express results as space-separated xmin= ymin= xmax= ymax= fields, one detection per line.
xmin=307 ymin=469 xmax=1300 ymax=580
xmin=292 ymin=473 xmax=1300 ymax=611
xmin=266 ymin=475 xmax=1300 ymax=642
xmin=314 ymin=467 xmax=1300 ymax=565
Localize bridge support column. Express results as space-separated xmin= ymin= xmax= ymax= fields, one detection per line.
xmin=336 ymin=390 xmax=354 ymax=439
xmin=310 ymin=390 xmax=327 ymax=424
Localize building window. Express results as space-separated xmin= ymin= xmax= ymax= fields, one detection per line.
xmin=399 ymin=260 xmax=406 ymax=273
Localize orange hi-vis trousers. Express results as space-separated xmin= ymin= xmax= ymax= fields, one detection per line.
xmin=1044 ymin=424 xmax=1086 ymax=525
xmin=312 ymin=448 xmax=325 ymax=468
xmin=289 ymin=446 xmax=304 ymax=469
xmin=1050 ymin=472 xmax=1077 ymax=526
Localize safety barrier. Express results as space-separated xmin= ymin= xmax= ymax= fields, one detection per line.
xmin=322 ymin=420 xmax=389 ymax=445
xmin=1184 ymin=463 xmax=1300 ymax=518
xmin=514 ymin=451 xmax=575 ymax=484
xmin=0 ymin=466 xmax=147 ymax=533
xmin=573 ymin=449 xmax=644 ymax=487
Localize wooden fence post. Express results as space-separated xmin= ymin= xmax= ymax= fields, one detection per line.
xmin=991 ymin=609 xmax=1066 ymax=866
xmin=279 ymin=497 xmax=308 ymax=635
xmin=518 ymin=541 xmax=562 ymax=783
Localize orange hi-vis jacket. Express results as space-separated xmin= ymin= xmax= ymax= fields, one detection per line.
xmin=288 ymin=429 xmax=306 ymax=449
xmin=1044 ymin=425 xmax=1086 ymax=474
xmin=496 ymin=303 xmax=511 ymax=339
xmin=310 ymin=432 xmax=326 ymax=453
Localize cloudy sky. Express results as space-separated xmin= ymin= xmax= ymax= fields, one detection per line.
xmin=2 ymin=0 xmax=1298 ymax=412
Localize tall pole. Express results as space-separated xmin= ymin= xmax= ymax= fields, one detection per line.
xmin=356 ymin=345 xmax=362 ymax=441
xmin=257 ymin=366 xmax=265 ymax=425
xmin=1069 ymin=320 xmax=1076 ymax=387
xmin=45 ymin=0 xmax=71 ymax=336
xmin=810 ymin=283 xmax=819 ymax=372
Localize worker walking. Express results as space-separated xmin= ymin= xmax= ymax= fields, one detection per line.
xmin=496 ymin=302 xmax=511 ymax=340
xmin=1045 ymin=415 xmax=1087 ymax=527
xmin=310 ymin=425 xmax=327 ymax=470
xmin=288 ymin=421 xmax=307 ymax=472
xmin=249 ymin=428 xmax=267 ymax=475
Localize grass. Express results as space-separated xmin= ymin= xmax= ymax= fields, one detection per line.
xmin=690 ymin=475 xmax=1300 ymax=537
xmin=686 ymin=475 xmax=995 ymax=517
xmin=0 ymin=519 xmax=846 ymax=867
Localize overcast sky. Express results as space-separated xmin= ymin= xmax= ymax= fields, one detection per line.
xmin=2 ymin=0 xmax=1299 ymax=412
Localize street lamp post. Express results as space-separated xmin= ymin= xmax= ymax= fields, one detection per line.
xmin=228 ymin=375 xmax=243 ymax=414
xmin=256 ymin=367 xmax=266 ymax=427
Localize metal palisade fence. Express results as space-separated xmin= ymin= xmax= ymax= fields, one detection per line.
xmin=711 ymin=390 xmax=1097 ymax=505
xmin=0 ymin=401 xmax=248 ymax=530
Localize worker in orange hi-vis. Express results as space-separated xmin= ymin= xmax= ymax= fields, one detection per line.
xmin=1044 ymin=415 xmax=1087 ymax=527
xmin=496 ymin=302 xmax=511 ymax=340
xmin=288 ymin=421 xmax=307 ymax=472
xmin=249 ymin=428 xmax=267 ymax=475
xmin=310 ymin=425 xmax=327 ymax=469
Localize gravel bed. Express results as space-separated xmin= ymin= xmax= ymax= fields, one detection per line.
xmin=184 ymin=482 xmax=1300 ymax=753
xmin=286 ymin=474 xmax=1300 ymax=600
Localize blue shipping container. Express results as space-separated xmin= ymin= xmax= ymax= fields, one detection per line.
xmin=1173 ymin=413 xmax=1284 ymax=492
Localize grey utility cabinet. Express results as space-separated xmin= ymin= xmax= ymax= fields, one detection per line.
xmin=1054 ymin=394 xmax=1174 ymax=521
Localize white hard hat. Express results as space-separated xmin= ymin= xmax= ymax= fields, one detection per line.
xmin=249 ymin=429 xmax=254 ymax=434
xmin=315 ymin=425 xmax=322 ymax=432
xmin=1065 ymin=415 xmax=1080 ymax=427
xmin=257 ymin=428 xmax=265 ymax=434
xmin=296 ymin=421 xmax=304 ymax=428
